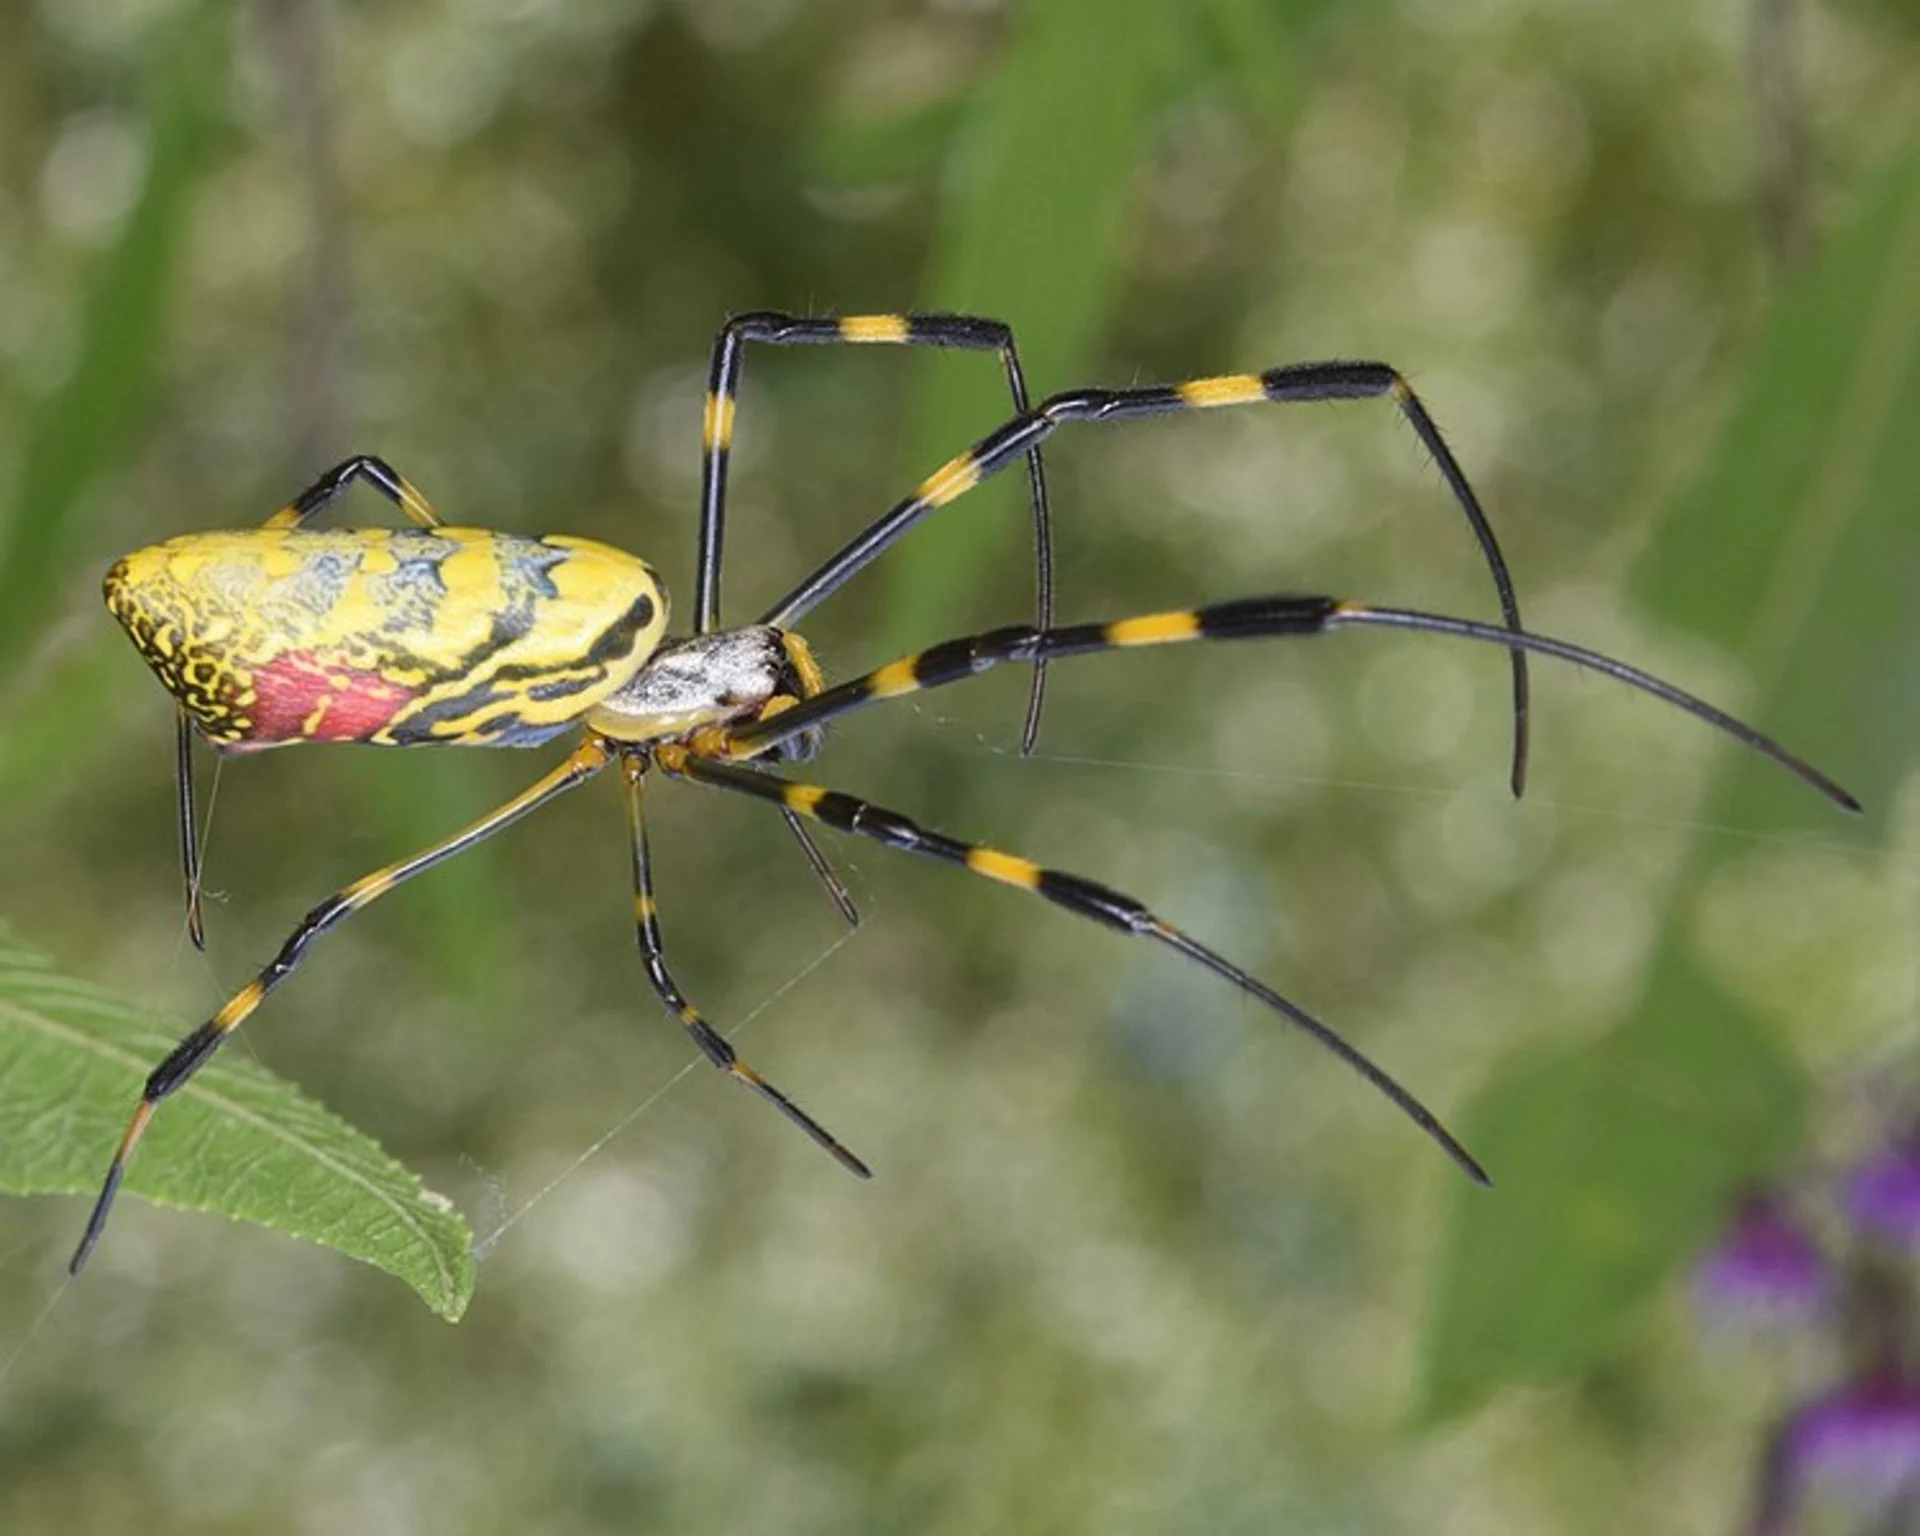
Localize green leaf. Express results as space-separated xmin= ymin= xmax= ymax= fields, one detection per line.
xmin=0 ymin=924 xmax=475 ymax=1321
xmin=1418 ymin=150 xmax=1920 ymax=1422
xmin=1637 ymin=153 xmax=1920 ymax=830
xmin=878 ymin=0 xmax=1179 ymax=649
xmin=0 ymin=1 xmax=226 ymax=668
xmin=1420 ymin=972 xmax=1808 ymax=1417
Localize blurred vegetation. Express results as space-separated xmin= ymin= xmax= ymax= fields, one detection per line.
xmin=1 ymin=1 xmax=1917 ymax=1533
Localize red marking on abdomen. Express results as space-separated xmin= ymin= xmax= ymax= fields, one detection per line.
xmin=248 ymin=651 xmax=412 ymax=743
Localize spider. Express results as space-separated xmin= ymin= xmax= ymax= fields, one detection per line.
xmin=71 ymin=311 xmax=1857 ymax=1274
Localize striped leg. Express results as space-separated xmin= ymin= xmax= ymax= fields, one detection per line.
xmin=699 ymin=314 xmax=1052 ymax=922
xmin=762 ymin=363 xmax=1533 ymax=798
xmin=263 ymin=453 xmax=444 ymax=530
xmin=654 ymin=745 xmax=1490 ymax=1186
xmin=697 ymin=312 xmax=1053 ymax=748
xmin=724 ymin=598 xmax=1857 ymax=813
xmin=622 ymin=761 xmax=869 ymax=1177
xmin=174 ymin=457 xmax=450 ymax=949
xmin=69 ymin=738 xmax=614 ymax=1276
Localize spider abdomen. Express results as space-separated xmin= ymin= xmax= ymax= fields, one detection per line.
xmin=104 ymin=526 xmax=667 ymax=750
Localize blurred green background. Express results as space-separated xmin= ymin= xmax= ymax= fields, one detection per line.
xmin=2 ymin=0 xmax=1918 ymax=1531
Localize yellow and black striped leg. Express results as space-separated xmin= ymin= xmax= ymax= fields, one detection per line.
xmin=762 ymin=362 xmax=1532 ymax=796
xmin=69 ymin=738 xmax=614 ymax=1276
xmin=723 ymin=598 xmax=1858 ymax=813
xmin=175 ymin=707 xmax=205 ymax=951
xmin=656 ymin=746 xmax=1489 ymax=1185
xmin=701 ymin=313 xmax=1052 ymax=923
xmin=698 ymin=310 xmax=1056 ymax=751
xmin=262 ymin=454 xmax=444 ymax=530
xmin=622 ymin=759 xmax=869 ymax=1176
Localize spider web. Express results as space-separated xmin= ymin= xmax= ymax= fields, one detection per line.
xmin=471 ymin=923 xmax=861 ymax=1263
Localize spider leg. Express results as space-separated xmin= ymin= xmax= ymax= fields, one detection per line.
xmin=779 ymin=807 xmax=861 ymax=930
xmin=768 ymin=630 xmax=860 ymax=929
xmin=262 ymin=453 xmax=444 ymax=530
xmin=655 ymin=745 xmax=1490 ymax=1186
xmin=175 ymin=706 xmax=205 ymax=950
xmin=701 ymin=315 xmax=1046 ymax=924
xmin=622 ymin=759 xmax=868 ymax=1176
xmin=724 ymin=597 xmax=1858 ymax=814
xmin=696 ymin=311 xmax=1054 ymax=750
xmin=69 ymin=737 xmax=613 ymax=1276
xmin=761 ymin=363 xmax=1531 ymax=797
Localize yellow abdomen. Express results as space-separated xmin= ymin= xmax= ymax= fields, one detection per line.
xmin=104 ymin=527 xmax=668 ymax=749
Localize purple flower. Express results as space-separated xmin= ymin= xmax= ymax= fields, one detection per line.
xmin=1694 ymin=1192 xmax=1831 ymax=1327
xmin=1761 ymin=1368 xmax=1920 ymax=1528
xmin=1843 ymin=1131 xmax=1920 ymax=1249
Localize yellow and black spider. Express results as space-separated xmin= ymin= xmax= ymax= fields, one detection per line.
xmin=73 ymin=311 xmax=1858 ymax=1274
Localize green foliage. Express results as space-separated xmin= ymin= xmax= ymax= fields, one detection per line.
xmin=1637 ymin=153 xmax=1920 ymax=825
xmin=0 ymin=2 xmax=224 ymax=665
xmin=1419 ymin=152 xmax=1920 ymax=1422
xmin=881 ymin=0 xmax=1180 ymax=646
xmin=0 ymin=924 xmax=474 ymax=1320
xmin=875 ymin=0 xmax=1346 ymax=647
xmin=1418 ymin=980 xmax=1808 ymax=1421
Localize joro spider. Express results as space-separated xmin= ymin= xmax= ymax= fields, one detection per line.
xmin=72 ymin=310 xmax=1858 ymax=1275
